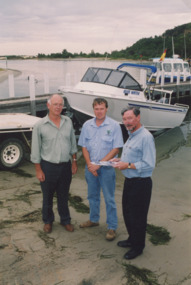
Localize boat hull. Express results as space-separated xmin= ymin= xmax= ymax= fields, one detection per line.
xmin=63 ymin=91 xmax=189 ymax=131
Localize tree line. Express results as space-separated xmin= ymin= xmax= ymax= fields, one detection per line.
xmin=4 ymin=22 xmax=191 ymax=61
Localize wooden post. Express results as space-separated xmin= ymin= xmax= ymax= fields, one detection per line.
xmin=29 ymin=75 xmax=36 ymax=116
xmin=44 ymin=73 xmax=49 ymax=94
xmin=8 ymin=74 xmax=15 ymax=98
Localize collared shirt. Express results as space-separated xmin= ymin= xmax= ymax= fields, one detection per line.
xmin=121 ymin=126 xmax=156 ymax=178
xmin=31 ymin=114 xmax=77 ymax=164
xmin=78 ymin=116 xmax=124 ymax=162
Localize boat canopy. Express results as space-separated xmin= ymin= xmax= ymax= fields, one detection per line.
xmin=117 ymin=63 xmax=157 ymax=73
xmin=81 ymin=67 xmax=142 ymax=91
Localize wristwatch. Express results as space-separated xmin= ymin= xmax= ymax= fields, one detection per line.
xmin=128 ymin=163 xmax=131 ymax=169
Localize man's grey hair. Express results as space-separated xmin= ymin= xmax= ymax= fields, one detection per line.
xmin=121 ymin=106 xmax=140 ymax=116
xmin=47 ymin=94 xmax=64 ymax=105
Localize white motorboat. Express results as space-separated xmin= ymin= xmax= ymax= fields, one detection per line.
xmin=58 ymin=64 xmax=189 ymax=132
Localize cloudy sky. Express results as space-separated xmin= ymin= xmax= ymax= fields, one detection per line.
xmin=0 ymin=0 xmax=191 ymax=56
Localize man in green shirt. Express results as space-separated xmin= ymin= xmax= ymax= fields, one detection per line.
xmin=31 ymin=94 xmax=77 ymax=233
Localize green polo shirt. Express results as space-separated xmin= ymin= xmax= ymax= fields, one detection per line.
xmin=31 ymin=114 xmax=77 ymax=164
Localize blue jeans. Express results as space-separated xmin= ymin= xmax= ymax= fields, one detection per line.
xmin=40 ymin=160 xmax=72 ymax=225
xmin=85 ymin=165 xmax=118 ymax=230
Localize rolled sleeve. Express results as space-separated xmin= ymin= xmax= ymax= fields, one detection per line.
xmin=31 ymin=123 xmax=42 ymax=164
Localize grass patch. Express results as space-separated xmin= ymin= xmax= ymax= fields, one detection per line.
xmin=123 ymin=264 xmax=160 ymax=285
xmin=147 ymin=224 xmax=171 ymax=245
xmin=69 ymin=193 xmax=89 ymax=213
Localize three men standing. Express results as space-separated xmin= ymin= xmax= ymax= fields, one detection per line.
xmin=31 ymin=94 xmax=155 ymax=260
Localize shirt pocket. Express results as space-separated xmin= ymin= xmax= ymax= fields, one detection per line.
xmin=128 ymin=146 xmax=142 ymax=159
xmin=85 ymin=135 xmax=95 ymax=150
xmin=101 ymin=136 xmax=113 ymax=149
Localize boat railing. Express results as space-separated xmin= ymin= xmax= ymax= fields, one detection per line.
xmin=145 ymin=87 xmax=173 ymax=104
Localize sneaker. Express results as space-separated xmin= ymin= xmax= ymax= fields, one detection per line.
xmin=79 ymin=220 xmax=99 ymax=228
xmin=106 ymin=229 xmax=116 ymax=241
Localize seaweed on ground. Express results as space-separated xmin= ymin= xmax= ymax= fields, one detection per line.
xmin=0 ymin=209 xmax=41 ymax=229
xmin=38 ymin=230 xmax=55 ymax=248
xmin=123 ymin=263 xmax=160 ymax=285
xmin=69 ymin=193 xmax=89 ymax=214
xmin=147 ymin=224 xmax=171 ymax=245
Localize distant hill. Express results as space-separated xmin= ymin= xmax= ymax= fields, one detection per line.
xmin=2 ymin=23 xmax=191 ymax=61
xmin=110 ymin=22 xmax=191 ymax=60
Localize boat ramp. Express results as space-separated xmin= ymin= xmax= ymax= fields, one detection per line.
xmin=0 ymin=93 xmax=67 ymax=117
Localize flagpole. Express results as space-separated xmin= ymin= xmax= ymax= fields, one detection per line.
xmin=184 ymin=33 xmax=187 ymax=59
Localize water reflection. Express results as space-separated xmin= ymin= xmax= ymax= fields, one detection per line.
xmin=155 ymin=119 xmax=191 ymax=164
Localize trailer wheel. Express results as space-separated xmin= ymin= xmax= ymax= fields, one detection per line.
xmin=0 ymin=138 xmax=25 ymax=170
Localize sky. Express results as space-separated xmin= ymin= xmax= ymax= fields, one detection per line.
xmin=0 ymin=0 xmax=191 ymax=56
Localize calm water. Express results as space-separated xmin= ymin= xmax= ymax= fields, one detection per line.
xmin=0 ymin=59 xmax=191 ymax=160
xmin=0 ymin=59 xmax=129 ymax=99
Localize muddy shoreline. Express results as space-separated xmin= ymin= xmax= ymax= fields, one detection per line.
xmin=0 ymin=138 xmax=191 ymax=285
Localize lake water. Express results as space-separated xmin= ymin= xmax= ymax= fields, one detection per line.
xmin=0 ymin=59 xmax=133 ymax=99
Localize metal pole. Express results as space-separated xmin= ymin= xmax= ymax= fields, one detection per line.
xmin=29 ymin=75 xmax=36 ymax=116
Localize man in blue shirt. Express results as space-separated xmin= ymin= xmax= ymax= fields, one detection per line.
xmin=112 ymin=106 xmax=156 ymax=259
xmin=78 ymin=98 xmax=124 ymax=241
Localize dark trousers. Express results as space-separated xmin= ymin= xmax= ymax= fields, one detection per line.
xmin=40 ymin=160 xmax=72 ymax=225
xmin=122 ymin=177 xmax=152 ymax=251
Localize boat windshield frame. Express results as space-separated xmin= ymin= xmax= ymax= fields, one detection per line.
xmin=81 ymin=67 xmax=142 ymax=91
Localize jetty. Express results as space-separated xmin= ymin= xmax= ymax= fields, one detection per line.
xmin=0 ymin=94 xmax=52 ymax=116
xmin=155 ymin=81 xmax=191 ymax=104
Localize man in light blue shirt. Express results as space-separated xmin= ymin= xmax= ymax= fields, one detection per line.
xmin=78 ymin=97 xmax=123 ymax=241
xmin=112 ymin=106 xmax=156 ymax=259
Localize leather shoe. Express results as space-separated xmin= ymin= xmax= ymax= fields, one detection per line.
xmin=117 ymin=240 xmax=132 ymax=248
xmin=124 ymin=249 xmax=143 ymax=260
xmin=43 ymin=223 xmax=52 ymax=233
xmin=63 ymin=224 xmax=74 ymax=232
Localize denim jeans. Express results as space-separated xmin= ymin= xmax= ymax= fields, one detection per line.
xmin=40 ymin=160 xmax=72 ymax=225
xmin=85 ymin=165 xmax=118 ymax=230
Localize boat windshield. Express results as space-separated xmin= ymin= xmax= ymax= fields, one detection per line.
xmin=184 ymin=63 xmax=190 ymax=72
xmin=173 ymin=63 xmax=183 ymax=72
xmin=153 ymin=62 xmax=162 ymax=71
xmin=81 ymin=67 xmax=142 ymax=91
xmin=163 ymin=63 xmax=172 ymax=72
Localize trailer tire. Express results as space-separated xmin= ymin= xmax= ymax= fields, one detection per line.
xmin=0 ymin=138 xmax=25 ymax=170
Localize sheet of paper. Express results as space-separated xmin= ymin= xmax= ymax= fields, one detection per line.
xmin=91 ymin=161 xmax=118 ymax=166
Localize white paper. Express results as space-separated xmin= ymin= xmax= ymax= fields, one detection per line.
xmin=91 ymin=161 xmax=117 ymax=166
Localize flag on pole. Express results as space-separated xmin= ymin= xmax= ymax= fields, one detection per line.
xmin=159 ymin=49 xmax=167 ymax=61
